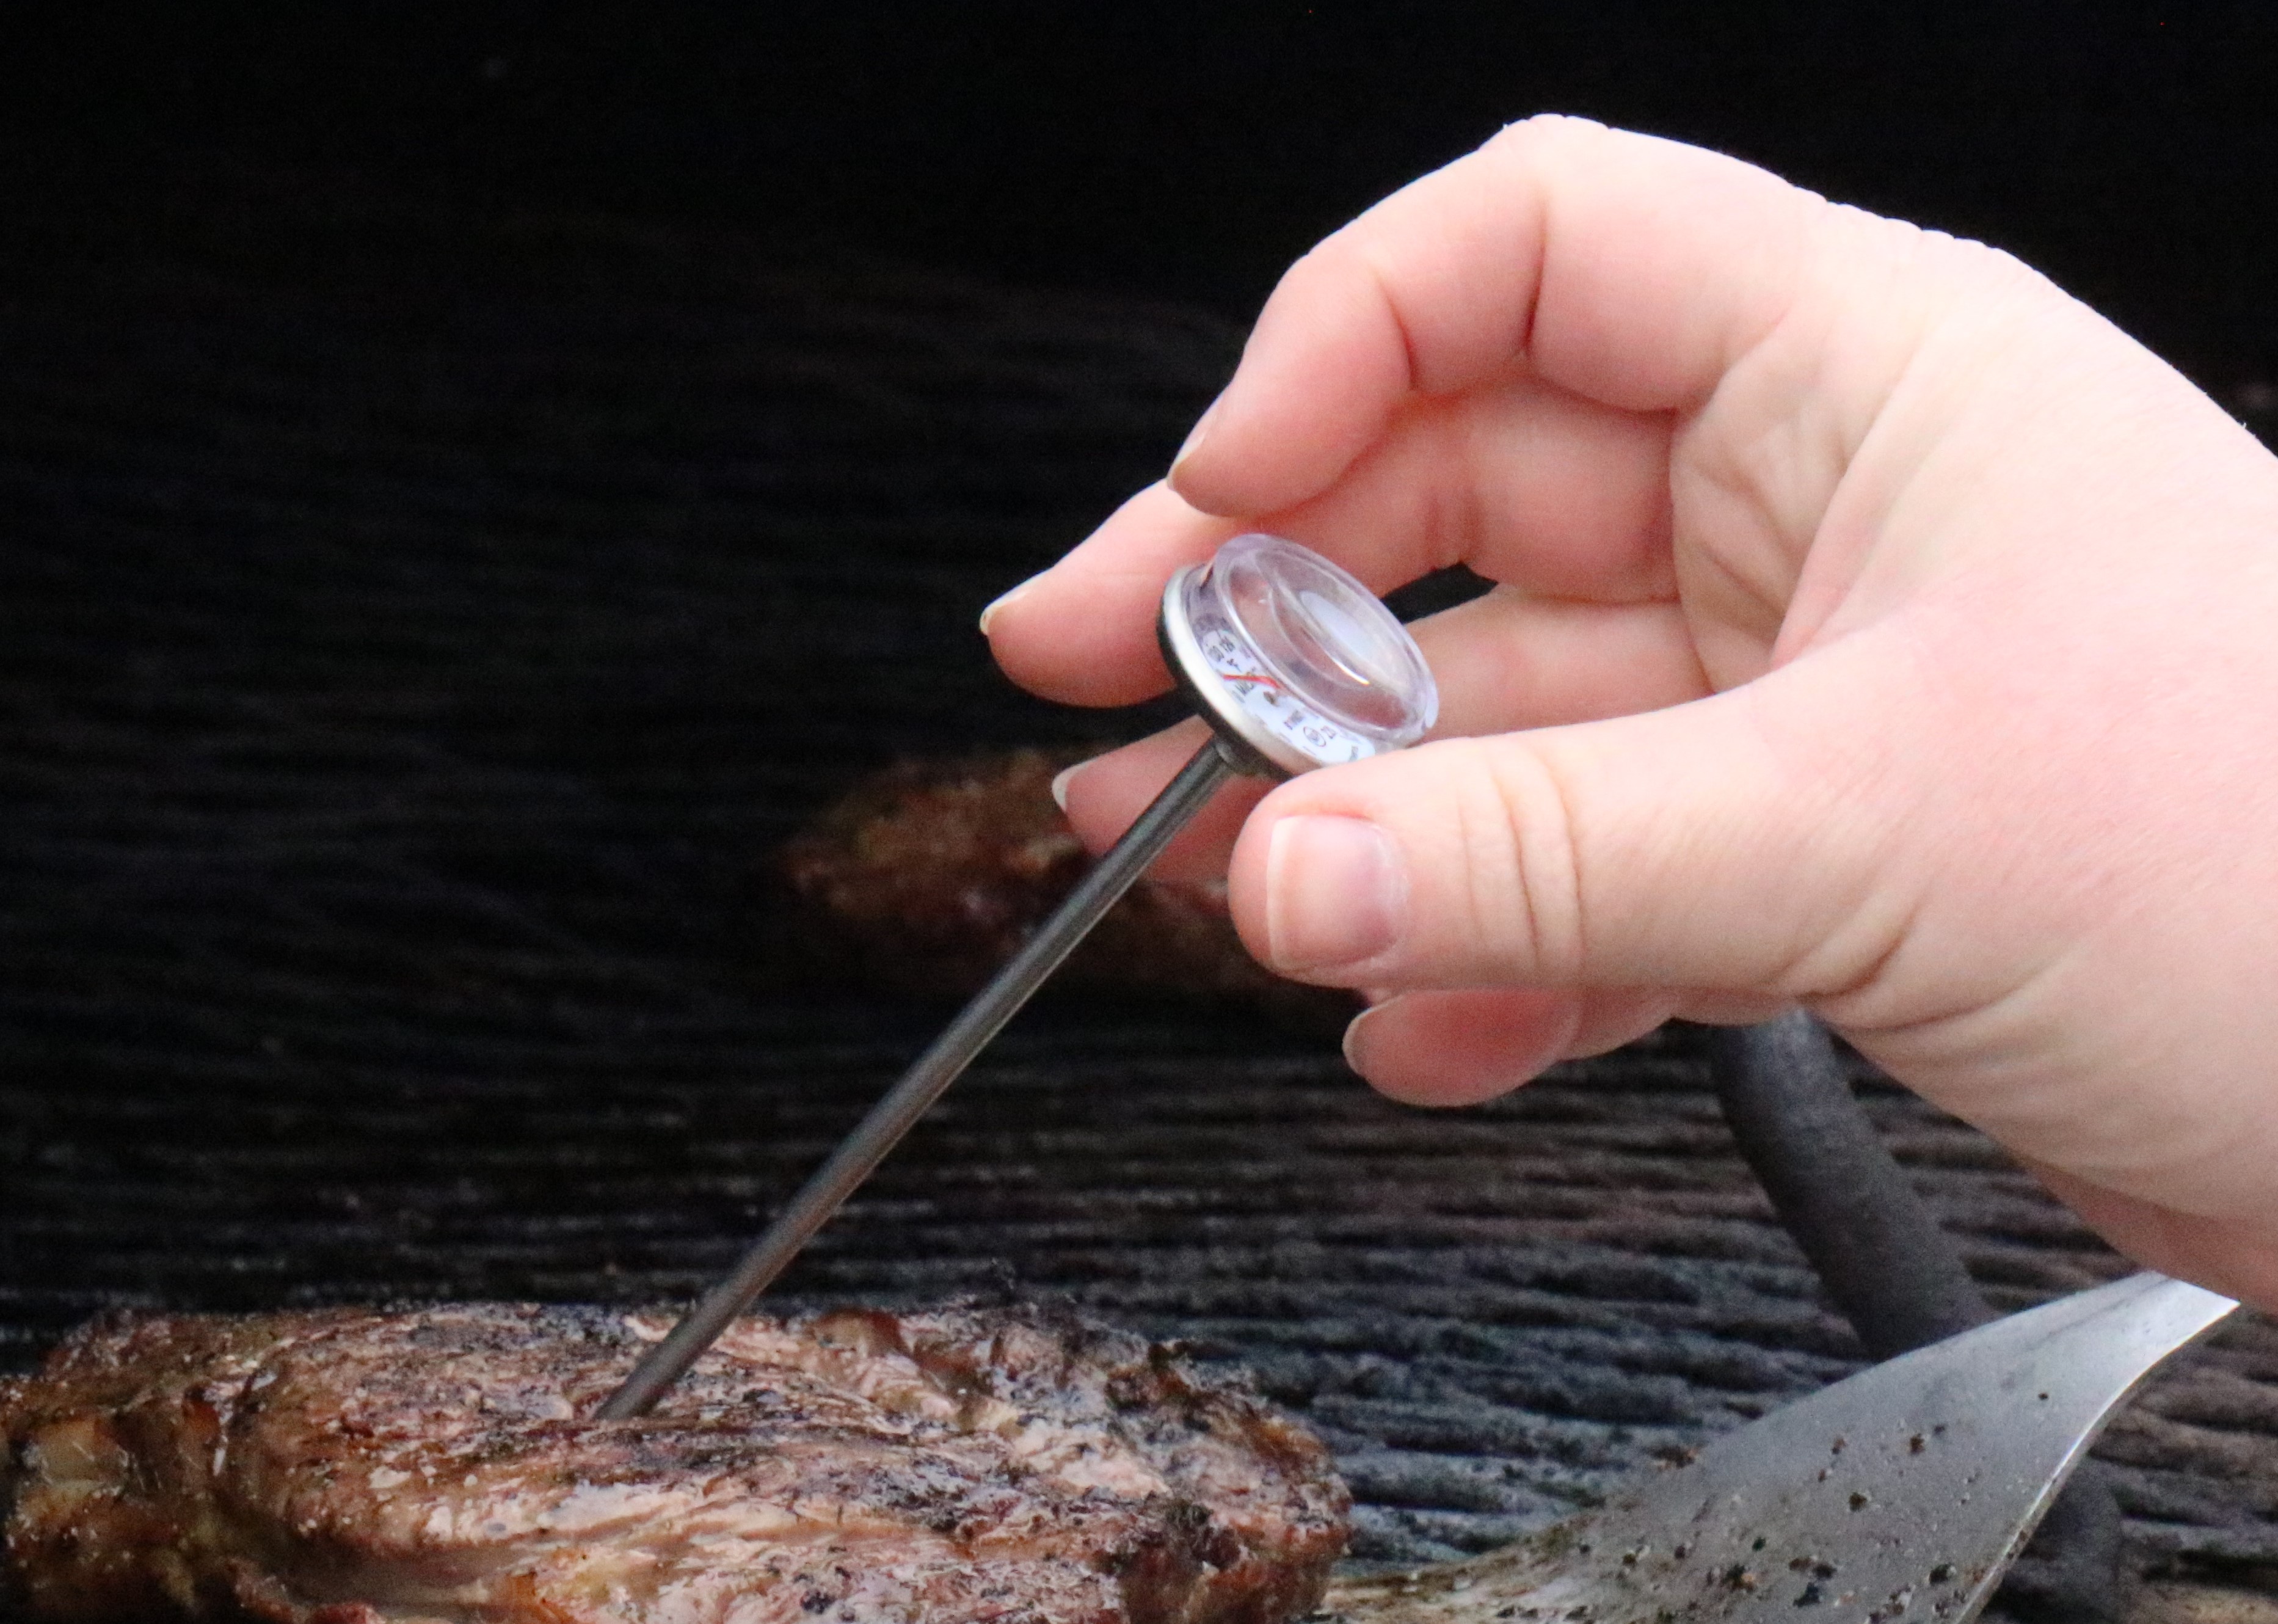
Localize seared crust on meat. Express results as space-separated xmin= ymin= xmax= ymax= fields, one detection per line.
xmin=0 ymin=1302 xmax=1347 ymax=1623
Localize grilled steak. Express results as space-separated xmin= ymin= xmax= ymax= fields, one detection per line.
xmin=0 ymin=1301 xmax=1348 ymax=1624
xmin=776 ymin=751 xmax=1354 ymax=1032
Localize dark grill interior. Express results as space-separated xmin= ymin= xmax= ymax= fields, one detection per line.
xmin=2 ymin=175 xmax=2276 ymax=1612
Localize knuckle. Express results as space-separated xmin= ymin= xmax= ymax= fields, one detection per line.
xmin=1483 ymin=112 xmax=1603 ymax=157
xmin=1437 ymin=739 xmax=1588 ymax=983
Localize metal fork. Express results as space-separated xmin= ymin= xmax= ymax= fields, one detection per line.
xmin=1320 ymin=1272 xmax=2236 ymax=1624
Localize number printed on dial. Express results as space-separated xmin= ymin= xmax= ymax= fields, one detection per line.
xmin=1200 ymin=627 xmax=1370 ymax=766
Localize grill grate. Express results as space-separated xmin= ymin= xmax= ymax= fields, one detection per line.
xmin=0 ymin=169 xmax=2273 ymax=1609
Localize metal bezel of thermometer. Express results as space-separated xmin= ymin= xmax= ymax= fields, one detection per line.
xmin=1159 ymin=531 xmax=1439 ymax=777
xmin=599 ymin=532 xmax=1437 ymax=1419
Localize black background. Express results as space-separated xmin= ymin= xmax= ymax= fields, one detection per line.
xmin=5 ymin=1 xmax=2275 ymax=384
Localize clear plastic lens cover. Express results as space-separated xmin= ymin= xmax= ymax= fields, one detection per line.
xmin=1176 ymin=533 xmax=1437 ymax=771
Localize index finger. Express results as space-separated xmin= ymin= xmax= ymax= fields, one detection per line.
xmin=1171 ymin=115 xmax=1814 ymax=518
xmin=984 ymin=118 xmax=1821 ymax=707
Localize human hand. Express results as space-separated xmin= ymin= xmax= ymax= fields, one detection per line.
xmin=981 ymin=117 xmax=2278 ymax=1307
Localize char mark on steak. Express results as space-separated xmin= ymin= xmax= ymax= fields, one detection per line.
xmin=0 ymin=1301 xmax=1347 ymax=1624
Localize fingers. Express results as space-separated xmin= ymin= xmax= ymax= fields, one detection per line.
xmin=1259 ymin=371 xmax=1677 ymax=603
xmin=1055 ymin=718 xmax=1268 ymax=883
xmin=984 ymin=483 xmax=1233 ymax=708
xmin=1342 ymin=986 xmax=1794 ymax=1105
xmin=1223 ymin=633 xmax=1911 ymax=1001
xmin=1417 ymin=588 xmax=1709 ymax=737
xmin=1341 ymin=986 xmax=1679 ymax=1106
xmin=1171 ymin=115 xmax=1814 ymax=519
xmin=988 ymin=369 xmax=1680 ymax=708
xmin=991 ymin=118 xmax=1827 ymax=708
xmin=1053 ymin=588 xmax=1712 ymax=883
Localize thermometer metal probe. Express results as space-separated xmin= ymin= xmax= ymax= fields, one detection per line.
xmin=598 ymin=533 xmax=1438 ymax=1418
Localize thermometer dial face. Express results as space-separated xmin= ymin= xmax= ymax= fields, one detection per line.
xmin=1193 ymin=619 xmax=1372 ymax=766
xmin=1160 ymin=534 xmax=1438 ymax=777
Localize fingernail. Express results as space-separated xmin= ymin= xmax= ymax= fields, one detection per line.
xmin=978 ymin=572 xmax=1044 ymax=636
xmin=1340 ymin=1001 xmax=1386 ymax=1075
xmin=1170 ymin=392 xmax=1223 ymax=478
xmin=1049 ymin=761 xmax=1085 ymax=812
xmin=1264 ymin=815 xmax=1406 ymax=973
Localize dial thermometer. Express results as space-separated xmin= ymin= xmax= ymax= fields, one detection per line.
xmin=599 ymin=532 xmax=1438 ymax=1418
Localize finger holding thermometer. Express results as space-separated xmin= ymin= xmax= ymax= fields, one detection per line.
xmin=599 ymin=532 xmax=1436 ymax=1418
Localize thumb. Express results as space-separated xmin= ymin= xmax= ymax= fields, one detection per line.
xmin=1226 ymin=636 xmax=1910 ymax=1003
